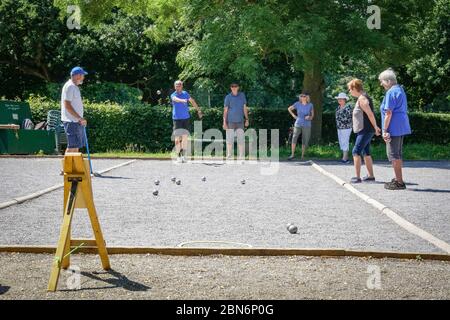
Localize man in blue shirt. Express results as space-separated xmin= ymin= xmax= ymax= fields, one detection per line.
xmin=223 ymin=82 xmax=249 ymax=159
xmin=379 ymin=69 xmax=412 ymax=190
xmin=170 ymin=80 xmax=203 ymax=163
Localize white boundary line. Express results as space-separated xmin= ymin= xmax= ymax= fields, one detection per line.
xmin=0 ymin=160 xmax=136 ymax=210
xmin=310 ymin=162 xmax=450 ymax=254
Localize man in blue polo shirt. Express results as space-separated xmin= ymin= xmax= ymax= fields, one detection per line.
xmin=170 ymin=80 xmax=203 ymax=163
xmin=379 ymin=69 xmax=412 ymax=190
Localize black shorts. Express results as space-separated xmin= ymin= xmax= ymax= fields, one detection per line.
xmin=173 ymin=118 xmax=191 ymax=136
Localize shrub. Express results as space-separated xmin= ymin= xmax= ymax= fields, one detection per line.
xmin=28 ymin=97 xmax=450 ymax=152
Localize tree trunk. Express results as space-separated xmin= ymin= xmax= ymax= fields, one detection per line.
xmin=302 ymin=60 xmax=325 ymax=144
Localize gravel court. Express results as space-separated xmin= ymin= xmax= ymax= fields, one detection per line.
xmin=0 ymin=159 xmax=442 ymax=253
xmin=0 ymin=158 xmax=130 ymax=203
xmin=0 ymin=253 xmax=449 ymax=299
xmin=315 ymin=161 xmax=450 ymax=244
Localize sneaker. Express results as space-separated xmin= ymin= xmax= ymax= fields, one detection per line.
xmin=384 ymin=180 xmax=406 ymax=190
xmin=176 ymin=156 xmax=183 ymax=163
xmin=287 ymin=155 xmax=295 ymax=161
xmin=341 ymin=159 xmax=350 ymax=164
xmin=181 ymin=156 xmax=187 ymax=163
xmin=350 ymin=177 xmax=362 ymax=183
xmin=362 ymin=175 xmax=376 ymax=182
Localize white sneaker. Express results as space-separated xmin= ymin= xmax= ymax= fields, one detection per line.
xmin=176 ymin=156 xmax=183 ymax=163
xmin=181 ymin=156 xmax=187 ymax=163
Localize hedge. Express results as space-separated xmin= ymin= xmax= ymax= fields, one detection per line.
xmin=29 ymin=97 xmax=450 ymax=153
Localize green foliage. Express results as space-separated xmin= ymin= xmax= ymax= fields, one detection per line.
xmin=27 ymin=82 xmax=143 ymax=104
xmin=0 ymin=0 xmax=180 ymax=102
xmin=28 ymin=96 xmax=450 ymax=152
xmin=405 ymin=0 xmax=450 ymax=111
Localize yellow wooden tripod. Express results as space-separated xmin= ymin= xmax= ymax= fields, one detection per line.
xmin=48 ymin=153 xmax=110 ymax=292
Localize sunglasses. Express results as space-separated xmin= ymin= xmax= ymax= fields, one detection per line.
xmin=231 ymin=85 xmax=239 ymax=88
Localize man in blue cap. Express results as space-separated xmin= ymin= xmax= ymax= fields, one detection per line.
xmin=61 ymin=66 xmax=88 ymax=153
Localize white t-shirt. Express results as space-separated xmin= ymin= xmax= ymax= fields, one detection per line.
xmin=61 ymin=79 xmax=83 ymax=122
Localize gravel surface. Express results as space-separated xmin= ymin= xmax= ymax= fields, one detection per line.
xmin=0 ymin=253 xmax=449 ymax=299
xmin=0 ymin=159 xmax=445 ymax=253
xmin=0 ymin=158 xmax=128 ymax=203
xmin=316 ymin=161 xmax=450 ymax=243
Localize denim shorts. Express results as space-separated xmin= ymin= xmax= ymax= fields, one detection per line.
xmin=352 ymin=130 xmax=374 ymax=157
xmin=63 ymin=121 xmax=85 ymax=149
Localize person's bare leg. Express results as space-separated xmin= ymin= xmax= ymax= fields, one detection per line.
xmin=238 ymin=143 xmax=245 ymax=159
xmin=237 ymin=129 xmax=245 ymax=159
xmin=353 ymin=155 xmax=361 ymax=178
xmin=301 ymin=145 xmax=307 ymax=160
xmin=226 ymin=143 xmax=233 ymax=158
xmin=174 ymin=136 xmax=181 ymax=156
xmin=290 ymin=143 xmax=296 ymax=157
xmin=343 ymin=150 xmax=348 ymax=161
xmin=364 ymin=155 xmax=375 ymax=178
xmin=393 ymin=159 xmax=404 ymax=184
xmin=181 ymin=134 xmax=189 ymax=157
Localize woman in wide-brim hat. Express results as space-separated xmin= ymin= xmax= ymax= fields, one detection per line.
xmin=334 ymin=92 xmax=353 ymax=163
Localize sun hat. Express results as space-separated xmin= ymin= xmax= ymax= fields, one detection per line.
xmin=335 ymin=92 xmax=349 ymax=100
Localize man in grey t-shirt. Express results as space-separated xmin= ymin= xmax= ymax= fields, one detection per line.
xmin=223 ymin=82 xmax=249 ymax=159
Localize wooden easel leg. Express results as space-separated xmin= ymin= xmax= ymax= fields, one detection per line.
xmin=48 ymin=180 xmax=78 ymax=292
xmin=61 ymin=226 xmax=71 ymax=269
xmin=82 ymin=183 xmax=111 ymax=270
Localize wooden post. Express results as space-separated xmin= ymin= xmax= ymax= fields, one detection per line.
xmin=47 ymin=153 xmax=110 ymax=292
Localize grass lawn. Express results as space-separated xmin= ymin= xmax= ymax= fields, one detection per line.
xmin=90 ymin=143 xmax=450 ymax=161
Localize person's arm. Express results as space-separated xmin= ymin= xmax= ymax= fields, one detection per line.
xmin=382 ymin=91 xmax=396 ymax=142
xmin=359 ymin=96 xmax=381 ymax=136
xmin=64 ymin=100 xmax=86 ymax=126
xmin=223 ymin=107 xmax=229 ymax=130
xmin=244 ymin=104 xmax=249 ymax=127
xmin=188 ymin=97 xmax=203 ymax=119
xmin=171 ymin=96 xmax=188 ymax=103
xmin=63 ymin=86 xmax=86 ymax=126
xmin=288 ymin=105 xmax=298 ymax=119
xmin=306 ymin=106 xmax=314 ymax=121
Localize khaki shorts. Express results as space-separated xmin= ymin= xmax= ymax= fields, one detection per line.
xmin=386 ymin=136 xmax=404 ymax=161
xmin=292 ymin=126 xmax=311 ymax=147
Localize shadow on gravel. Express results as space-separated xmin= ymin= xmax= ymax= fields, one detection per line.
xmin=94 ymin=176 xmax=132 ymax=180
xmin=409 ymin=188 xmax=450 ymax=194
xmin=0 ymin=285 xmax=10 ymax=295
xmin=60 ymin=270 xmax=150 ymax=292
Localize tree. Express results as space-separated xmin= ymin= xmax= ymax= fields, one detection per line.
xmin=56 ymin=0 xmax=431 ymax=141
xmin=0 ymin=0 xmax=181 ymax=102
xmin=405 ymin=0 xmax=450 ymax=110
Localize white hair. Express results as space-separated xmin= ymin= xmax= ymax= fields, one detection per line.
xmin=378 ymin=69 xmax=398 ymax=85
xmin=174 ymin=80 xmax=183 ymax=86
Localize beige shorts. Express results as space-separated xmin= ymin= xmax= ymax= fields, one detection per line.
xmin=292 ymin=126 xmax=311 ymax=147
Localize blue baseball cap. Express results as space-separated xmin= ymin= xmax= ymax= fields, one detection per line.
xmin=70 ymin=66 xmax=88 ymax=76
